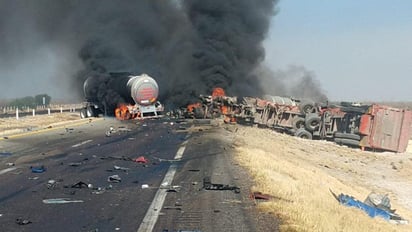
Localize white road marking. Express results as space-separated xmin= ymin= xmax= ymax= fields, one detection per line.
xmin=174 ymin=146 xmax=186 ymax=160
xmin=71 ymin=140 xmax=93 ymax=148
xmin=0 ymin=167 xmax=17 ymax=175
xmin=137 ymin=134 xmax=191 ymax=232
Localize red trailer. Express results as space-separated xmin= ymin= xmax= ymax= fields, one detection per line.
xmin=358 ymin=105 xmax=412 ymax=152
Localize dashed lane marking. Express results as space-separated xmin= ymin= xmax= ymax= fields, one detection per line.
xmin=71 ymin=139 xmax=93 ymax=148
xmin=137 ymin=133 xmax=191 ymax=232
xmin=0 ymin=167 xmax=17 ymax=175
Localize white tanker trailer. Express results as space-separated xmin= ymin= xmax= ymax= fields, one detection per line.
xmin=80 ymin=73 xmax=163 ymax=119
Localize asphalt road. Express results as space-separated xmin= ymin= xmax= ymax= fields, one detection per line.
xmin=0 ymin=117 xmax=278 ymax=232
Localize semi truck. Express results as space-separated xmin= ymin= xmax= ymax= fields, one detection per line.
xmin=80 ymin=72 xmax=163 ymax=120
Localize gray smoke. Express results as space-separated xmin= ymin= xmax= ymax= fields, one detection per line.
xmin=257 ymin=65 xmax=328 ymax=103
xmin=0 ymin=0 xmax=280 ymax=109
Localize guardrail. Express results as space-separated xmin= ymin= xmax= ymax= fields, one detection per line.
xmin=0 ymin=104 xmax=83 ymax=119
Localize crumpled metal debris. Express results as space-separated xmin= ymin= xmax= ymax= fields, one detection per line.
xmin=330 ymin=189 xmax=408 ymax=224
xmin=30 ymin=165 xmax=46 ymax=173
xmin=16 ymin=217 xmax=32 ymax=225
xmin=203 ymin=177 xmax=240 ymax=193
xmin=107 ymin=175 xmax=121 ymax=183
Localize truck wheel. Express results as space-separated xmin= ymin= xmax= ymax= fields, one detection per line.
xmin=334 ymin=138 xmax=359 ymax=147
xmin=334 ymin=132 xmax=361 ymax=141
xmin=299 ymin=101 xmax=317 ymax=115
xmin=295 ymin=128 xmax=313 ymax=139
xmin=292 ymin=117 xmax=305 ymax=130
xmin=86 ymin=106 xmax=94 ymax=117
xmin=80 ymin=109 xmax=87 ymax=119
xmin=305 ymin=113 xmax=321 ymax=132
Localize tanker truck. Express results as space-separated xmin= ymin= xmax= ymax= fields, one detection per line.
xmin=80 ymin=72 xmax=163 ymax=120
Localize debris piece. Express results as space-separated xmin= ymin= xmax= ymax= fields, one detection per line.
xmin=141 ymin=184 xmax=149 ymax=189
xmin=163 ymin=206 xmax=182 ymax=210
xmin=134 ymin=156 xmax=149 ymax=164
xmin=203 ymin=177 xmax=240 ymax=193
xmin=68 ymin=162 xmax=83 ymax=167
xmin=42 ymin=198 xmax=84 ymax=204
xmin=188 ymin=169 xmax=200 ymax=172
xmin=250 ymin=191 xmax=273 ymax=201
xmin=91 ymin=185 xmax=112 ymax=195
xmin=6 ymin=162 xmax=15 ymax=166
xmin=114 ymin=165 xmax=129 ymax=171
xmin=28 ymin=176 xmax=39 ymax=180
xmin=330 ymin=189 xmax=408 ymax=224
xmin=0 ymin=152 xmax=12 ymax=157
xmin=65 ymin=181 xmax=89 ymax=189
xmin=47 ymin=180 xmax=57 ymax=189
xmin=100 ymin=156 xmax=132 ymax=161
xmin=107 ymin=175 xmax=121 ymax=183
xmin=16 ymin=218 xmax=32 ymax=225
xmin=30 ymin=165 xmax=46 ymax=173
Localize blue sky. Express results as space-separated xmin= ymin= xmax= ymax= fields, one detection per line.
xmin=264 ymin=0 xmax=412 ymax=101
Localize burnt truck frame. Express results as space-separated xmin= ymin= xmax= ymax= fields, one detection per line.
xmin=80 ymin=72 xmax=163 ymax=119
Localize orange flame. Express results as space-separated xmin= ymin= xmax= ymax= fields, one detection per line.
xmin=187 ymin=102 xmax=202 ymax=113
xmin=115 ymin=104 xmax=131 ymax=120
xmin=212 ymin=87 xmax=225 ymax=97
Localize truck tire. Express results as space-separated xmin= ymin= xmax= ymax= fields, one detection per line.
xmin=305 ymin=113 xmax=321 ymax=132
xmin=86 ymin=106 xmax=94 ymax=117
xmin=292 ymin=117 xmax=305 ymax=130
xmin=80 ymin=109 xmax=87 ymax=119
xmin=299 ymin=101 xmax=317 ymax=115
xmin=295 ymin=128 xmax=313 ymax=140
xmin=334 ymin=132 xmax=361 ymax=141
xmin=334 ymin=138 xmax=359 ymax=147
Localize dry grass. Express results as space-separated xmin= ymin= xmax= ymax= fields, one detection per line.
xmin=232 ymin=126 xmax=412 ymax=232
xmin=0 ymin=112 xmax=80 ymax=132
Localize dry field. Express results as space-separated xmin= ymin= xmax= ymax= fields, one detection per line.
xmin=0 ymin=113 xmax=81 ymax=135
xmin=232 ymin=125 xmax=412 ymax=232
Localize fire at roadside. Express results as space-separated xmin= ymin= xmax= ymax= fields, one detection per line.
xmin=173 ymin=88 xmax=412 ymax=153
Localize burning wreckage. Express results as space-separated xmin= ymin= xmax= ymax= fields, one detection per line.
xmin=179 ymin=88 xmax=412 ymax=153
xmin=80 ymin=72 xmax=163 ymax=120
xmin=79 ymin=73 xmax=411 ymax=153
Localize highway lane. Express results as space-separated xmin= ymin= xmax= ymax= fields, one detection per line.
xmin=0 ymin=117 xmax=278 ymax=231
xmin=0 ymin=117 xmax=189 ymax=231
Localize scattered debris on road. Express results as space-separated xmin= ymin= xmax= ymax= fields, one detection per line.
xmin=0 ymin=152 xmax=12 ymax=157
xmin=134 ymin=156 xmax=149 ymax=164
xmin=113 ymin=165 xmax=129 ymax=171
xmin=15 ymin=217 xmax=32 ymax=225
xmin=107 ymin=174 xmax=122 ymax=183
xmin=203 ymin=177 xmax=240 ymax=193
xmin=30 ymin=165 xmax=46 ymax=173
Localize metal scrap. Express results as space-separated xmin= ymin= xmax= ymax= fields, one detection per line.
xmin=16 ymin=218 xmax=32 ymax=225
xmin=30 ymin=165 xmax=46 ymax=173
xmin=202 ymin=177 xmax=240 ymax=193
xmin=107 ymin=175 xmax=121 ymax=183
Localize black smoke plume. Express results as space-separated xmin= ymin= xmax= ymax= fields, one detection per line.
xmin=0 ymin=1 xmax=326 ymax=112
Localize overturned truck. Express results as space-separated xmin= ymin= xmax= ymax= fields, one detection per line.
xmin=185 ymin=90 xmax=412 ymax=153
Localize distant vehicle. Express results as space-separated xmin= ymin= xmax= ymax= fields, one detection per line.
xmin=80 ymin=72 xmax=163 ymax=120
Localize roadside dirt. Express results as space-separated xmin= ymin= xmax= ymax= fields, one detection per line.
xmin=230 ymin=124 xmax=412 ymax=231
xmin=0 ymin=113 xmax=81 ymax=135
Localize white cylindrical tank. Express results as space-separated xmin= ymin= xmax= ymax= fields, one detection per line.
xmin=127 ymin=73 xmax=159 ymax=106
